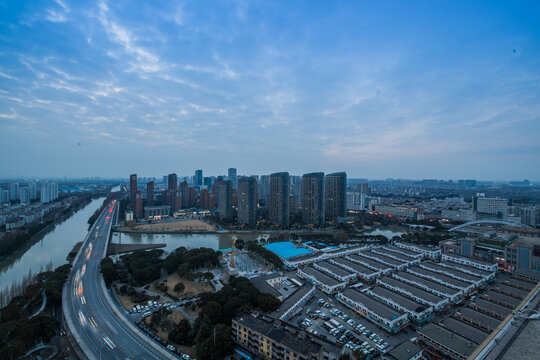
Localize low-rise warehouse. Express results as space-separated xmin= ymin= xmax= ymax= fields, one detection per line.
xmin=367 ymin=285 xmax=433 ymax=324
xmin=395 ymin=242 xmax=440 ymax=259
xmin=297 ymin=266 xmax=347 ymax=294
xmin=503 ymin=277 xmax=535 ymax=291
xmin=407 ymin=267 xmax=475 ymax=293
xmin=494 ymin=284 xmax=529 ymax=299
xmin=441 ymin=253 xmax=498 ymax=272
xmin=377 ymin=276 xmax=449 ymax=310
xmin=439 ymin=261 xmax=496 ymax=280
xmin=470 ymin=298 xmax=511 ymax=320
xmin=453 ymin=307 xmax=500 ymax=332
xmin=271 ymin=285 xmax=315 ymax=321
xmin=417 ymin=322 xmax=477 ymax=360
xmin=313 ymin=261 xmax=357 ymax=283
xmin=482 ymin=290 xmax=521 ymax=308
xmin=329 ymin=257 xmax=379 ymax=282
xmin=394 ymin=271 xmax=463 ymax=302
xmin=385 ymin=245 xmax=424 ymax=259
xmin=419 ymin=262 xmax=484 ymax=286
xmin=337 ymin=288 xmax=409 ymax=333
xmin=346 ymin=254 xmax=393 ymax=274
xmin=439 ymin=317 xmax=489 ymax=345
xmin=372 ymin=247 xmax=421 ymax=265
xmin=361 ymin=250 xmax=409 ymax=270
xmin=382 ymin=341 xmax=423 ymax=360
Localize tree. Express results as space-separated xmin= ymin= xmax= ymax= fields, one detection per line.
xmin=174 ymin=282 xmax=185 ymax=294
xmin=200 ymin=301 xmax=223 ymax=324
xmin=195 ymin=324 xmax=234 ymax=360
xmin=168 ymin=319 xmax=192 ymax=345
xmin=339 ymin=354 xmax=352 ymax=360
xmin=100 ymin=257 xmax=118 ymax=285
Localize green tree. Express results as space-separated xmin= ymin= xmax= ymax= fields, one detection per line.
xmin=174 ymin=282 xmax=185 ymax=294
xmin=100 ymin=257 xmax=118 ymax=285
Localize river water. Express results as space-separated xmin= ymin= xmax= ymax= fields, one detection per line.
xmin=0 ymin=196 xmax=106 ymax=291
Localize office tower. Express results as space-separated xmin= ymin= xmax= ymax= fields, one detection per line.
xmin=180 ymin=181 xmax=190 ymax=208
xmin=135 ymin=191 xmax=143 ymax=219
xmin=194 ymin=170 xmax=203 ymax=186
xmin=218 ymin=180 xmax=233 ymax=220
xmin=130 ymin=174 xmax=137 ymax=211
xmin=238 ymin=176 xmax=258 ymax=227
xmin=228 ymin=168 xmax=237 ymax=189
xmin=213 ymin=178 xmax=223 ymax=208
xmin=50 ymin=182 xmax=58 ymax=201
xmin=200 ymin=189 xmax=210 ymax=209
xmin=40 ymin=181 xmax=49 ymax=203
xmin=29 ymin=181 xmax=37 ymax=200
xmin=325 ymin=172 xmax=347 ymax=220
xmin=163 ymin=175 xmax=168 ymax=186
xmin=290 ymin=175 xmax=302 ymax=201
xmin=174 ymin=190 xmax=182 ymax=212
xmin=258 ymin=175 xmax=270 ymax=201
xmin=356 ymin=182 xmax=369 ymax=195
xmin=19 ymin=187 xmax=30 ymax=203
xmin=9 ymin=183 xmax=19 ymax=201
xmin=1 ymin=189 xmax=8 ymax=203
xmin=189 ymin=187 xmax=198 ymax=207
xmin=203 ymin=177 xmax=213 ymax=189
xmin=168 ymin=173 xmax=178 ymax=212
xmin=269 ymin=172 xmax=290 ymax=228
xmin=146 ymin=181 xmax=154 ymax=206
xmin=473 ymin=194 xmax=508 ymax=220
xmin=302 ymin=172 xmax=325 ymax=225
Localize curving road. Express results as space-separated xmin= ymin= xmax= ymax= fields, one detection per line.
xmin=63 ymin=201 xmax=176 ymax=360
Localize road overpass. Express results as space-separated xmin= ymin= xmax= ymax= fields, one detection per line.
xmin=62 ymin=200 xmax=176 ymax=360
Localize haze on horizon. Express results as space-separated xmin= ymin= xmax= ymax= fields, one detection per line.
xmin=0 ymin=1 xmax=539 ymax=181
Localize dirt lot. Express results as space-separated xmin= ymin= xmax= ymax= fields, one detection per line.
xmin=151 ymin=273 xmax=213 ymax=298
xmin=142 ymin=310 xmax=198 ymax=357
xmin=124 ymin=220 xmax=215 ymax=232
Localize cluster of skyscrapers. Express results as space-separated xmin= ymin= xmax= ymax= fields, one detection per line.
xmin=0 ymin=181 xmax=58 ymax=204
xmin=128 ymin=169 xmax=347 ymax=228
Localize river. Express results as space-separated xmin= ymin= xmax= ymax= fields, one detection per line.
xmin=0 ymin=196 xmax=106 ymax=291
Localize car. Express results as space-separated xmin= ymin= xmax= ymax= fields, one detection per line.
xmin=182 ymin=355 xmax=191 ymax=360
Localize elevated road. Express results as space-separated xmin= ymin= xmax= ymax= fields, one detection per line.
xmin=63 ymin=200 xmax=176 ymax=360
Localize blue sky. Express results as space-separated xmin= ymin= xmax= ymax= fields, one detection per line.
xmin=0 ymin=0 xmax=539 ymax=180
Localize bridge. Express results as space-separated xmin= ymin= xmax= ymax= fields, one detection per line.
xmin=449 ymin=220 xmax=532 ymax=232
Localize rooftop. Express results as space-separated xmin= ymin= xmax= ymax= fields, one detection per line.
xmin=439 ymin=317 xmax=489 ymax=345
xmin=455 ymin=307 xmax=501 ymax=329
xmin=340 ymin=288 xmax=404 ymax=321
xmin=397 ymin=271 xmax=461 ymax=296
xmin=347 ymin=253 xmax=392 ymax=271
xmin=443 ymin=252 xmax=497 ymax=267
xmin=378 ymin=276 xmax=446 ymax=304
xmin=495 ymin=284 xmax=529 ymax=299
xmin=264 ymin=242 xmax=314 ymax=259
xmin=483 ymin=290 xmax=521 ymax=308
xmin=331 ymin=257 xmax=377 ymax=275
xmin=473 ymin=298 xmax=512 ymax=318
xmin=362 ymin=250 xmax=407 ymax=267
xmin=374 ymin=247 xmax=417 ymax=262
xmin=271 ymin=285 xmax=314 ymax=319
xmin=418 ymin=322 xmax=477 ymax=358
xmin=316 ymin=261 xmax=352 ymax=278
xmin=420 ymin=262 xmax=482 ymax=283
xmin=370 ymin=285 xmax=428 ymax=313
xmin=409 ymin=267 xmax=471 ymax=289
xmin=299 ymin=266 xmax=343 ymax=286
xmin=384 ymin=341 xmax=422 ymax=360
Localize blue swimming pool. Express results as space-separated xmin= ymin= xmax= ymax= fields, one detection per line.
xmin=263 ymin=242 xmax=314 ymax=259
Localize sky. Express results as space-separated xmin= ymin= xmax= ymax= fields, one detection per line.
xmin=0 ymin=0 xmax=539 ymax=181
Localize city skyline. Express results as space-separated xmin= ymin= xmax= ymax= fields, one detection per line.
xmin=1 ymin=1 xmax=540 ymax=179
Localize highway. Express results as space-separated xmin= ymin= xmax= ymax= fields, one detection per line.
xmin=63 ymin=201 xmax=176 ymax=360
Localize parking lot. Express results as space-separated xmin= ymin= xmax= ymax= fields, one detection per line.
xmin=288 ymin=289 xmax=413 ymax=356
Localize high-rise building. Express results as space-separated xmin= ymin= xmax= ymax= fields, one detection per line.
xmin=19 ymin=187 xmax=30 ymax=203
xmin=180 ymin=181 xmax=190 ymax=208
xmin=1 ymin=189 xmax=9 ymax=203
xmin=29 ymin=181 xmax=37 ymax=200
xmin=325 ymin=172 xmax=347 ymax=220
xmin=200 ymin=189 xmax=210 ymax=209
xmin=40 ymin=182 xmax=49 ymax=203
xmin=194 ymin=170 xmax=203 ymax=186
xmin=356 ymin=182 xmax=369 ymax=195
xmin=135 ymin=191 xmax=143 ymax=219
xmin=473 ymin=194 xmax=508 ymax=220
xmin=228 ymin=168 xmax=237 ymax=189
xmin=302 ymin=172 xmax=325 ymax=225
xmin=9 ymin=183 xmax=19 ymax=201
xmin=238 ymin=176 xmax=258 ymax=227
xmin=168 ymin=173 xmax=178 ymax=212
xmin=218 ymin=180 xmax=233 ymax=220
xmin=269 ymin=172 xmax=290 ymax=228
xmin=203 ymin=176 xmax=213 ymax=189
xmin=130 ymin=174 xmax=137 ymax=211
xmin=258 ymin=175 xmax=270 ymax=201
xmin=146 ymin=181 xmax=154 ymax=206
xmin=189 ymin=187 xmax=198 ymax=208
